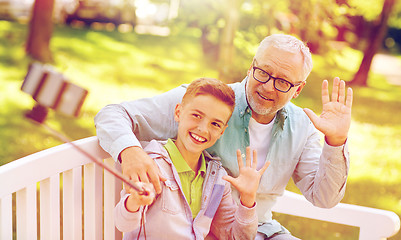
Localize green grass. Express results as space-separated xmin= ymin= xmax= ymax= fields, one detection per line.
xmin=1 ymin=20 xmax=400 ymax=239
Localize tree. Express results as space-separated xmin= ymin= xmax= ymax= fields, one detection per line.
xmin=350 ymin=0 xmax=396 ymax=86
xmin=174 ymin=0 xmax=223 ymax=58
xmin=174 ymin=0 xmax=351 ymax=81
xmin=218 ymin=0 xmax=241 ymax=82
xmin=173 ymin=0 xmax=243 ymax=81
xmin=26 ymin=0 xmax=55 ymax=63
xmin=25 ymin=0 xmax=55 ymax=122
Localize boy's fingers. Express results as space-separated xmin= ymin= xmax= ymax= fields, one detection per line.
xmin=134 ymin=182 xmax=156 ymax=202
xmin=129 ymin=187 xmax=138 ymax=196
xmin=252 ymin=149 xmax=258 ymax=169
xmin=245 ymin=147 xmax=251 ymax=167
xmin=222 ymin=175 xmax=235 ymax=184
xmin=259 ymin=161 xmax=270 ymax=174
xmin=144 ymin=185 xmax=156 ymax=201
xmin=237 ymin=149 xmax=244 ymax=168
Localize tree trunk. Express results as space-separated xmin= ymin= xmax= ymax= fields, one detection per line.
xmin=350 ymin=0 xmax=395 ymax=86
xmin=218 ymin=0 xmax=241 ymax=82
xmin=26 ymin=0 xmax=55 ymax=63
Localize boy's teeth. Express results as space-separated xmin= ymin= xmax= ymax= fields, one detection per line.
xmin=191 ymin=133 xmax=206 ymax=142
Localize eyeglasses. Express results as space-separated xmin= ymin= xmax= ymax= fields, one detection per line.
xmin=252 ymin=66 xmax=303 ymax=93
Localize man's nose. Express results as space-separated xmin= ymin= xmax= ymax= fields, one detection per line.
xmin=262 ymin=79 xmax=275 ymax=92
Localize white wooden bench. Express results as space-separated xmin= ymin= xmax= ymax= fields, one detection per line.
xmin=0 ymin=136 xmax=399 ymax=240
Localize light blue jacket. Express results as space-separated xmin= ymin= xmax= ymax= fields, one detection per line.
xmin=96 ymin=78 xmax=349 ymax=237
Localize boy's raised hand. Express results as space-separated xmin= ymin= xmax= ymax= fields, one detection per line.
xmin=223 ymin=147 xmax=270 ymax=208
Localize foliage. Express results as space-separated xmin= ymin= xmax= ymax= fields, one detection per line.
xmin=340 ymin=0 xmax=401 ymax=48
xmin=170 ymin=0 xmax=354 ymax=80
xmin=171 ymin=0 xmax=226 ymax=59
xmin=388 ymin=0 xmax=401 ymax=28
xmin=1 ymin=20 xmax=400 ymax=239
xmin=285 ymin=0 xmax=349 ymax=53
xmin=175 ymin=0 xmax=352 ymax=55
xmin=348 ymin=0 xmax=387 ymax=20
xmin=348 ymin=0 xmax=401 ymax=27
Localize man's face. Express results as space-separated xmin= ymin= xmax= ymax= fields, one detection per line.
xmin=246 ymin=45 xmax=306 ymax=124
xmin=174 ymin=94 xmax=231 ymax=156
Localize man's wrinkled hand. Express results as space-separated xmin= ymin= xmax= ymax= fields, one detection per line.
xmin=120 ymin=146 xmax=166 ymax=194
xmin=303 ymin=77 xmax=353 ymax=146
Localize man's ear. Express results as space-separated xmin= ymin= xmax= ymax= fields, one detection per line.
xmin=247 ymin=59 xmax=255 ymax=76
xmin=174 ymin=103 xmax=181 ymax=122
xmin=293 ymin=81 xmax=306 ymax=99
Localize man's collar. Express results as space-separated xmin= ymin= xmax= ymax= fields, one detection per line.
xmin=238 ymin=77 xmax=251 ymax=118
xmin=275 ymin=107 xmax=287 ymax=130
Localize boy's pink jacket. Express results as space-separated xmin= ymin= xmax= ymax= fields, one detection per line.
xmin=114 ymin=140 xmax=258 ymax=239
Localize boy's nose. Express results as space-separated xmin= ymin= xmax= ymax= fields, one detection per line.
xmin=197 ymin=120 xmax=208 ymax=133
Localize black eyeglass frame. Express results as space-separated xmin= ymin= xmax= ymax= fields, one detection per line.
xmin=252 ymin=66 xmax=303 ymax=93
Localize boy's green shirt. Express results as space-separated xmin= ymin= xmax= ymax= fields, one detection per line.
xmin=163 ymin=139 xmax=207 ymax=219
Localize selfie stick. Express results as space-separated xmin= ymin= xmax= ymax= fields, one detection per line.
xmin=22 ymin=62 xmax=147 ymax=195
xmin=36 ymin=120 xmax=148 ymax=195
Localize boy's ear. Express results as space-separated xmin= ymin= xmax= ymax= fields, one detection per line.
xmin=218 ymin=124 xmax=228 ymax=138
xmin=174 ymin=103 xmax=181 ymax=122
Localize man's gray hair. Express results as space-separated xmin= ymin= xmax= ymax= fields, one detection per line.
xmin=256 ymin=34 xmax=313 ymax=81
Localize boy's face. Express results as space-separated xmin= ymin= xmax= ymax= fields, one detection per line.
xmin=174 ymin=94 xmax=232 ymax=156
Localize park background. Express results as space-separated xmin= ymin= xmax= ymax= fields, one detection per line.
xmin=1 ymin=0 xmax=401 ymax=239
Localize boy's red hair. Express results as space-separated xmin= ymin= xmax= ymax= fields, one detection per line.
xmin=182 ymin=78 xmax=235 ymax=114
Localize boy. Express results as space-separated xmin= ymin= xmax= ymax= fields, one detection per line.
xmin=114 ymin=78 xmax=270 ymax=239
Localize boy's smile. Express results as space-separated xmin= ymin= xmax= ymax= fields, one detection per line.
xmin=174 ymin=94 xmax=232 ymax=167
xmin=189 ymin=132 xmax=206 ymax=143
